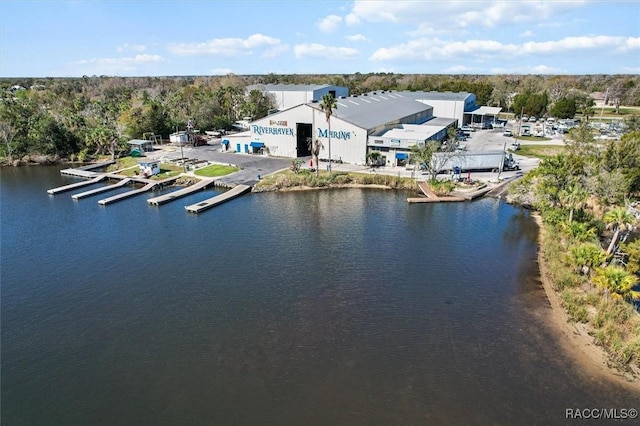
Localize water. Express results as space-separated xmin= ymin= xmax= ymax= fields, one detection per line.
xmin=1 ymin=165 xmax=638 ymax=425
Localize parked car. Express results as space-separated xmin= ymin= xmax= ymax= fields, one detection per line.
xmin=509 ymin=142 xmax=521 ymax=151
xmin=503 ymin=129 xmax=513 ymax=137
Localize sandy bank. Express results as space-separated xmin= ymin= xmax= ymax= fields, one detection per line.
xmin=534 ymin=215 xmax=640 ymax=391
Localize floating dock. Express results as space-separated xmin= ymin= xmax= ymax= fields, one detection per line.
xmin=60 ymin=161 xmax=115 ymax=178
xmin=72 ymin=178 xmax=131 ymax=199
xmin=98 ymin=182 xmax=159 ymax=205
xmin=185 ymin=184 xmax=252 ymax=213
xmin=147 ymin=178 xmax=214 ymax=205
xmin=47 ymin=175 xmax=107 ymax=194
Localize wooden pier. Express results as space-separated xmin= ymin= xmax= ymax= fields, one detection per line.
xmin=47 ymin=175 xmax=107 ymax=194
xmin=71 ymin=178 xmax=132 ymax=199
xmin=147 ymin=178 xmax=214 ymax=205
xmin=185 ymin=184 xmax=252 ymax=213
xmin=98 ymin=182 xmax=159 ymax=205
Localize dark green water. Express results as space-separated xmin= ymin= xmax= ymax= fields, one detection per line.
xmin=1 ymin=165 xmax=638 ymax=425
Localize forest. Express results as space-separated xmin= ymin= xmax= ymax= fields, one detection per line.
xmin=0 ymin=73 xmax=638 ymax=163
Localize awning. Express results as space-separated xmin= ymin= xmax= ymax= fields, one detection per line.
xmin=250 ymin=142 xmax=264 ymax=148
xmin=395 ymin=152 xmax=409 ymax=160
xmin=221 ymin=139 xmax=229 ymax=145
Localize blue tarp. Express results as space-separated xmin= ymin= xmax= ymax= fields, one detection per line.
xmin=395 ymin=152 xmax=409 ymax=160
xmin=250 ymin=141 xmax=264 ymax=148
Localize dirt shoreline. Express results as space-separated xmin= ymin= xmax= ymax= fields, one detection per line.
xmin=534 ymin=214 xmax=640 ymax=391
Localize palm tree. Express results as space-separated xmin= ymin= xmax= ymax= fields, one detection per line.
xmin=565 ymin=243 xmax=608 ymax=275
xmin=319 ymin=94 xmax=337 ymax=173
xmin=560 ymin=221 xmax=597 ymax=245
xmin=559 ymin=181 xmax=588 ymax=223
xmin=593 ymin=265 xmax=640 ymax=301
xmin=307 ymin=136 xmax=322 ymax=177
xmin=604 ymin=206 xmax=636 ymax=255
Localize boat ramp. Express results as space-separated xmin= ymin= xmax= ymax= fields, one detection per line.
xmin=147 ymin=178 xmax=215 ymax=205
xmin=72 ymin=178 xmax=131 ymax=199
xmin=185 ymin=184 xmax=252 ymax=213
xmin=48 ymin=162 xmax=253 ymax=212
xmin=98 ymin=181 xmax=160 ymax=205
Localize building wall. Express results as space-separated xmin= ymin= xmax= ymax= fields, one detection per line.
xmin=269 ymin=86 xmax=349 ymax=110
xmin=249 ymin=105 xmax=368 ymax=164
xmin=315 ymin=111 xmax=367 ymax=165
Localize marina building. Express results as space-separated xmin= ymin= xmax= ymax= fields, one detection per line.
xmin=230 ymin=88 xmax=498 ymax=166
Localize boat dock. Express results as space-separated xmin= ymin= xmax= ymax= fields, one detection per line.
xmin=72 ymin=178 xmax=132 ymax=199
xmin=147 ymin=178 xmax=215 ymax=205
xmin=60 ymin=161 xmax=115 ymax=178
xmin=98 ymin=182 xmax=159 ymax=205
xmin=185 ymin=184 xmax=252 ymax=213
xmin=47 ymin=175 xmax=107 ymax=195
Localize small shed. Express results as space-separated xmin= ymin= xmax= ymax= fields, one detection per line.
xmin=137 ymin=159 xmax=160 ymax=177
xmin=128 ymin=139 xmax=154 ymax=157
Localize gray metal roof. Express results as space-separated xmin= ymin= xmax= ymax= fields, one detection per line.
xmin=390 ymin=91 xmax=473 ymax=102
xmin=308 ymin=93 xmax=433 ymax=130
xmin=247 ymin=83 xmax=336 ymax=92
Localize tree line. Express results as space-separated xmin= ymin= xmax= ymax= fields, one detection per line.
xmin=1 ymin=73 xmax=638 ymax=162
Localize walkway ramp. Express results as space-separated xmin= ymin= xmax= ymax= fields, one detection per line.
xmin=72 ymin=178 xmax=131 ymax=199
xmin=98 ymin=182 xmax=158 ymax=205
xmin=417 ymin=181 xmax=439 ymax=199
xmin=47 ymin=175 xmax=106 ymax=194
xmin=185 ymin=184 xmax=251 ymax=213
xmin=147 ymin=178 xmax=214 ymax=205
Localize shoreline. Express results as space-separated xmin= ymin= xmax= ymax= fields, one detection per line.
xmin=534 ymin=214 xmax=640 ymax=391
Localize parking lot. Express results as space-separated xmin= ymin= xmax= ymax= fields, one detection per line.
xmin=145 ymin=122 xmax=563 ymax=185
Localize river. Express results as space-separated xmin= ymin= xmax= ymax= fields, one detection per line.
xmin=1 ymin=165 xmax=638 ymax=425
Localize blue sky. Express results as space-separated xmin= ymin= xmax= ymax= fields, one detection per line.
xmin=1 ymin=0 xmax=639 ymax=77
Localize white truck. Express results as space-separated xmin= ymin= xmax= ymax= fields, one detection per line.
xmin=428 ymin=150 xmax=520 ymax=174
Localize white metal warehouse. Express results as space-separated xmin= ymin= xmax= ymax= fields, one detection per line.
xmin=246 ymin=83 xmax=349 ymax=111
xmin=233 ymin=89 xmax=492 ymax=166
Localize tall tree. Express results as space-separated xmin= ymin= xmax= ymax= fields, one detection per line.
xmin=319 ymin=93 xmax=337 ymax=173
xmin=604 ymin=206 xmax=636 ymax=255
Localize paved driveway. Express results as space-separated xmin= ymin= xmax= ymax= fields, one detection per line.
xmin=146 ymin=140 xmax=291 ymax=185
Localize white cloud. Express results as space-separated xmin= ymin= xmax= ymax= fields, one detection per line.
xmin=520 ymin=30 xmax=535 ymax=38
xmin=74 ymin=54 xmax=165 ymax=74
xmin=346 ymin=34 xmax=369 ymax=42
xmin=211 ymin=68 xmax=233 ymax=75
xmin=529 ymin=64 xmax=568 ymax=74
xmin=521 ymin=36 xmax=640 ymax=54
xmin=370 ymin=35 xmax=639 ymax=63
xmin=261 ymin=44 xmax=289 ymax=59
xmin=442 ymin=65 xmax=478 ymax=73
xmin=294 ymin=43 xmax=359 ymax=60
xmin=347 ymin=0 xmax=586 ymax=29
xmin=167 ymin=34 xmax=281 ymax=57
xmin=317 ymin=15 xmax=342 ymax=33
xmin=116 ymin=43 xmax=146 ymax=53
xmin=344 ymin=13 xmax=360 ymax=26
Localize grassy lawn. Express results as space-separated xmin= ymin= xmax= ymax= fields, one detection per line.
xmin=193 ymin=164 xmax=239 ymax=177
xmin=105 ymin=156 xmax=139 ymax=172
xmin=515 ymin=144 xmax=566 ymax=159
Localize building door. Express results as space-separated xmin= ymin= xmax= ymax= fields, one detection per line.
xmin=296 ymin=123 xmax=312 ymax=157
